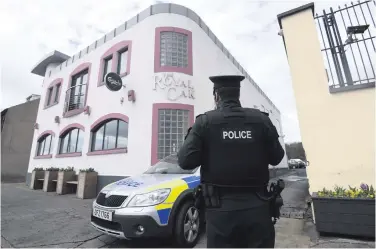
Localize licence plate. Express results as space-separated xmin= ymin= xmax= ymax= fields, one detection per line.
xmin=93 ymin=207 xmax=113 ymax=221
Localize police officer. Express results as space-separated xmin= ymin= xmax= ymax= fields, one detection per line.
xmin=178 ymin=75 xmax=285 ymax=248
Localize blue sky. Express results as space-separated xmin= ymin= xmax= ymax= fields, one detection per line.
xmin=0 ymin=0 xmax=352 ymax=143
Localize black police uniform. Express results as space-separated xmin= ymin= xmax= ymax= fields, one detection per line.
xmin=178 ymin=75 xmax=285 ymax=248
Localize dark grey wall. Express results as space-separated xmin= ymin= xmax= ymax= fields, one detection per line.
xmin=1 ymin=99 xmax=40 ymax=182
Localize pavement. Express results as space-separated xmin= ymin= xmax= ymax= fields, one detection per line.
xmin=1 ymin=169 xmax=374 ymax=248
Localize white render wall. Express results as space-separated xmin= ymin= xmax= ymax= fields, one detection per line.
xmin=28 ymin=10 xmax=287 ymax=178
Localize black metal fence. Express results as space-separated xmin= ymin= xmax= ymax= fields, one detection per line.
xmin=315 ymin=0 xmax=375 ymax=92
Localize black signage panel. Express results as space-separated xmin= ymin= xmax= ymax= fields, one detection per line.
xmin=105 ymin=72 xmax=123 ymax=92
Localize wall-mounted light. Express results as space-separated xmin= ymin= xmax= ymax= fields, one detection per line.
xmin=345 ymin=25 xmax=369 ymax=44
xmin=128 ymin=90 xmax=136 ymax=102
xmin=84 ymin=106 xmax=91 ymax=116
xmin=54 ymin=116 xmax=60 ymax=124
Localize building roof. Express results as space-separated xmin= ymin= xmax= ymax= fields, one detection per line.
xmin=31 ymin=50 xmax=70 ymax=77
xmin=277 ymin=2 xmax=315 ymax=29
xmin=33 ymin=3 xmax=280 ymax=114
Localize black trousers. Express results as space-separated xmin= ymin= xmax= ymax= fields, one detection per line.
xmin=206 ymin=206 xmax=275 ymax=248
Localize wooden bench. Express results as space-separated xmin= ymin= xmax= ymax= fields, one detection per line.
xmin=43 ymin=171 xmax=58 ymax=192
xmin=56 ymin=171 xmax=78 ymax=195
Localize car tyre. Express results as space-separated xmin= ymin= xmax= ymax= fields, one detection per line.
xmin=174 ymin=200 xmax=201 ymax=247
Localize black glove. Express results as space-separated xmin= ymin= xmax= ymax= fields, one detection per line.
xmin=184 ymin=127 xmax=192 ymax=140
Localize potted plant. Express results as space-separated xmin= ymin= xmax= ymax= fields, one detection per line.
xmin=43 ymin=167 xmax=59 ymax=192
xmin=30 ymin=167 xmax=45 ymax=190
xmin=77 ymin=168 xmax=98 ymax=199
xmin=56 ymin=167 xmax=76 ymax=195
xmin=312 ymin=183 xmax=375 ymax=238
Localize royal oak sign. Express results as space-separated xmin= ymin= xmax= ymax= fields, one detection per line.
xmin=153 ymin=73 xmax=195 ymax=101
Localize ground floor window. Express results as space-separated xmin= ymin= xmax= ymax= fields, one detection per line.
xmin=157 ymin=109 xmax=189 ymax=160
xmin=59 ymin=128 xmax=84 ymax=154
xmin=37 ymin=134 xmax=53 ymax=156
xmin=91 ymin=119 xmax=128 ymax=151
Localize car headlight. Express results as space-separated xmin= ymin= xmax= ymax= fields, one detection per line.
xmin=127 ymin=189 xmax=171 ymax=207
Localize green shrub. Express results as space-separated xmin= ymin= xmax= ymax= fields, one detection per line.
xmin=59 ymin=167 xmax=74 ymax=172
xmin=318 ymin=183 xmax=375 ymax=199
xmin=45 ymin=167 xmax=59 ymax=171
xmin=79 ymin=167 xmax=96 ymax=173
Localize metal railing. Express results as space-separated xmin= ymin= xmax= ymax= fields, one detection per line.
xmin=315 ymin=0 xmax=375 ymax=92
xmin=64 ymin=84 xmax=87 ymax=113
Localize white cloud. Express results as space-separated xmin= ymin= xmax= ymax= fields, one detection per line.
xmin=0 ymin=0 xmax=352 ymax=142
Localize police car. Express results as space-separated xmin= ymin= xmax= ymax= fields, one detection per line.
xmin=91 ymin=154 xmax=202 ymax=247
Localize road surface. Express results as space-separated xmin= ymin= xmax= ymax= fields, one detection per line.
xmin=1 ymin=169 xmax=309 ymax=248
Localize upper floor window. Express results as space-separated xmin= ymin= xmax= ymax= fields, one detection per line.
xmin=103 ymin=56 xmax=113 ymax=82
xmin=98 ymin=41 xmax=132 ymax=87
xmin=117 ymin=48 xmax=128 ymax=75
xmin=59 ymin=128 xmax=84 ymax=154
xmin=91 ymin=119 xmax=128 ymax=151
xmin=65 ymin=70 xmax=88 ymax=113
xmin=154 ymin=27 xmax=193 ymax=75
xmin=37 ymin=134 xmax=53 ymax=156
xmin=63 ymin=63 xmax=91 ymax=118
xmin=160 ymin=32 xmax=188 ymax=68
xmin=45 ymin=78 xmax=63 ymax=109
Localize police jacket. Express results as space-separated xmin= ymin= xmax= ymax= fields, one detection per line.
xmin=178 ymin=100 xmax=285 ymax=188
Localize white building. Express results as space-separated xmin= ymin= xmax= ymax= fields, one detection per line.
xmin=27 ymin=3 xmax=288 ymax=191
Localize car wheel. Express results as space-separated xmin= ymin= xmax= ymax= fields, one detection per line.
xmin=174 ymin=200 xmax=201 ymax=247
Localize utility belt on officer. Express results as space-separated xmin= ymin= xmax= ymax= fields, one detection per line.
xmin=193 ymin=180 xmax=285 ymax=224
xmin=193 ymin=183 xmax=266 ymax=209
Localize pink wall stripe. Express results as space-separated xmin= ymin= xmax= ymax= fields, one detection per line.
xmin=59 ymin=123 xmax=85 ymax=137
xmin=150 ymin=103 xmax=194 ymax=166
xmin=97 ymin=40 xmax=133 ymax=86
xmin=55 ymin=152 xmax=82 ymax=158
xmin=154 ymin=27 xmax=193 ymax=75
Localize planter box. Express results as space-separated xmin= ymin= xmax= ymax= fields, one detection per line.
xmin=43 ymin=171 xmax=58 ymax=192
xmin=56 ymin=171 xmax=77 ymax=195
xmin=312 ymin=193 xmax=375 ymax=238
xmin=30 ymin=170 xmax=45 ymax=190
xmin=77 ymin=172 xmax=98 ymax=199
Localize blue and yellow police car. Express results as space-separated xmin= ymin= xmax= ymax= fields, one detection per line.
xmin=91 ymin=154 xmax=202 ymax=247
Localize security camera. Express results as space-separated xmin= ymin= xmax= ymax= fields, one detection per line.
xmin=278 ymin=29 xmax=283 ymax=36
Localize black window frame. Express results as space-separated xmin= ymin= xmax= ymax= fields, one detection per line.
xmin=46 ymin=87 xmax=53 ymax=106
xmin=91 ymin=119 xmax=128 ymax=152
xmin=68 ymin=69 xmax=88 ymax=111
xmin=102 ymin=55 xmax=113 ymax=82
xmin=53 ymin=83 xmax=61 ymax=104
xmin=58 ymin=128 xmax=83 ymax=154
xmin=36 ymin=134 xmax=53 ymax=156
xmin=117 ymin=47 xmax=128 ymax=75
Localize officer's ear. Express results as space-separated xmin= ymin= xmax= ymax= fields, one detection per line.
xmin=213 ymin=91 xmax=220 ymax=102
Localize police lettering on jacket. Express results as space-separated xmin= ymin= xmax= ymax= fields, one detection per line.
xmin=222 ymin=130 xmax=252 ymax=140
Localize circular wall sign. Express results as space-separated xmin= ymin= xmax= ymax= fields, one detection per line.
xmin=104 ymin=72 xmax=123 ymax=92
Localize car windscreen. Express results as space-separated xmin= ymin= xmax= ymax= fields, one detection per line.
xmin=144 ymin=154 xmax=198 ymax=174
